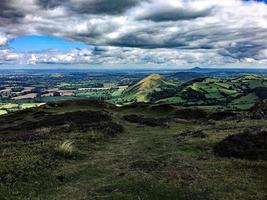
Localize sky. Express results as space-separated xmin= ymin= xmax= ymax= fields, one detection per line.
xmin=0 ymin=0 xmax=267 ymax=68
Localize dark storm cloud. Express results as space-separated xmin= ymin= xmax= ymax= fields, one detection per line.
xmin=73 ymin=0 xmax=144 ymax=15
xmin=109 ymin=32 xmax=188 ymax=48
xmin=130 ymin=1 xmax=213 ymax=22
xmin=0 ymin=0 xmax=25 ymax=24
xmin=219 ymin=42 xmax=266 ymax=60
xmin=38 ymin=0 xmax=144 ymax=14
xmin=137 ymin=8 xmax=211 ymax=22
xmin=38 ymin=0 xmax=67 ymax=9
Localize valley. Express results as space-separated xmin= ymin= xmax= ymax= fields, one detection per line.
xmin=1 ymin=68 xmax=267 ymax=116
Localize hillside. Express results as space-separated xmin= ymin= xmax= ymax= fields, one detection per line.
xmin=0 ymin=100 xmax=267 ymax=199
xmin=113 ymin=74 xmax=267 ymax=111
xmin=119 ymin=74 xmax=179 ymax=103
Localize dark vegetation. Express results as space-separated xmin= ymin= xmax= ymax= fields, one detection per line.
xmin=253 ymin=87 xmax=267 ymax=99
xmin=250 ymin=99 xmax=267 ymax=119
xmin=0 ymin=110 xmax=123 ymax=141
xmin=0 ymin=100 xmax=125 ymax=199
xmin=174 ymin=108 xmax=208 ymax=120
xmin=208 ymin=111 xmax=239 ymax=120
xmin=45 ymin=99 xmax=113 ymax=109
xmin=214 ymin=130 xmax=267 ymax=160
xmin=123 ymin=114 xmax=169 ymax=127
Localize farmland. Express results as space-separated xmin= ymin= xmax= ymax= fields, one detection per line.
xmin=1 ymin=69 xmax=267 ymax=115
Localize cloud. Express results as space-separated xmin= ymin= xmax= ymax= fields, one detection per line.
xmin=218 ymin=41 xmax=267 ymax=60
xmin=0 ymin=32 xmax=9 ymax=46
xmin=0 ymin=0 xmax=25 ymax=24
xmin=37 ymin=0 xmax=144 ymax=14
xmin=0 ymin=46 xmax=262 ymax=67
xmin=0 ymin=0 xmax=267 ymax=66
xmin=0 ymin=49 xmax=23 ymax=64
xmin=128 ymin=0 xmax=213 ymax=22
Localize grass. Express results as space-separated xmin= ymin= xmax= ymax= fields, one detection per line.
xmin=120 ymin=74 xmax=178 ymax=103
xmin=0 ymin=101 xmax=266 ymax=199
xmin=0 ymin=110 xmax=8 ymax=115
xmin=0 ymin=103 xmax=18 ymax=109
xmin=56 ymin=140 xmax=75 ymax=157
xmin=19 ymin=103 xmax=45 ymax=110
xmin=0 ymin=103 xmax=45 ymax=116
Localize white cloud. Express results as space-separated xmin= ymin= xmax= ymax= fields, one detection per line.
xmin=0 ymin=32 xmax=8 ymax=46
xmin=1 ymin=0 xmax=267 ymax=66
xmin=0 ymin=46 xmax=260 ymax=67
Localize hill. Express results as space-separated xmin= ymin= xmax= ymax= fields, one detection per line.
xmin=114 ymin=74 xmax=267 ymax=111
xmin=168 ymin=72 xmax=204 ymax=81
xmin=0 ymin=99 xmax=267 ymax=199
xmin=119 ymin=74 xmax=179 ymax=103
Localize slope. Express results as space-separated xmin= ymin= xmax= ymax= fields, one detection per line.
xmin=119 ymin=74 xmax=179 ymax=103
xmin=157 ymin=75 xmax=267 ymax=110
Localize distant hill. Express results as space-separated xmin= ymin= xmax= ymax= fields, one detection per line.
xmin=119 ymin=74 xmax=179 ymax=103
xmin=158 ymin=75 xmax=267 ymax=110
xmin=117 ymin=73 xmax=267 ymax=111
xmin=179 ymin=77 xmax=240 ymax=101
xmin=191 ymin=67 xmax=202 ymax=71
xmin=168 ymin=72 xmax=204 ymax=81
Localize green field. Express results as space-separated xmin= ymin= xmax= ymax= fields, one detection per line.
xmin=0 ymin=103 xmax=45 ymax=115
xmin=119 ymin=74 xmax=267 ymax=111
xmin=0 ymin=110 xmax=8 ymax=115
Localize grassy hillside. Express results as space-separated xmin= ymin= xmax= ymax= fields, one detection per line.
xmin=114 ymin=74 xmax=267 ymax=111
xmin=156 ymin=74 xmax=267 ymax=111
xmin=119 ymin=74 xmax=179 ymax=103
xmin=0 ymin=100 xmax=266 ymax=199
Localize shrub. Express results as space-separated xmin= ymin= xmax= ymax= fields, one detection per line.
xmin=209 ymin=111 xmax=238 ymax=120
xmin=214 ymin=130 xmax=267 ymax=160
xmin=123 ymin=115 xmax=168 ymax=127
xmin=15 ymin=110 xmax=112 ymax=131
xmin=250 ymin=100 xmax=267 ymax=119
xmin=253 ymin=87 xmax=267 ymax=99
xmin=174 ymin=108 xmax=207 ymax=120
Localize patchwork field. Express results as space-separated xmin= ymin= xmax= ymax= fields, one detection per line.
xmin=0 ymin=103 xmax=45 ymax=115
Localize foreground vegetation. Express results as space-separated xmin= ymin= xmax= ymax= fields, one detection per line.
xmin=0 ymin=100 xmax=266 ymax=199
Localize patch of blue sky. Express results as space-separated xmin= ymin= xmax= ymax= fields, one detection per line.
xmin=9 ymin=35 xmax=92 ymax=52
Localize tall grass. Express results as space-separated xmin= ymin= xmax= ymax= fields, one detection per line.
xmin=56 ymin=140 xmax=75 ymax=157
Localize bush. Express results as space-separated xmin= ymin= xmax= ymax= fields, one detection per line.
xmin=174 ymin=108 xmax=207 ymax=120
xmin=214 ymin=130 xmax=267 ymax=160
xmin=15 ymin=110 xmax=112 ymax=130
xmin=123 ymin=115 xmax=168 ymax=127
xmin=253 ymin=87 xmax=267 ymax=99
xmin=250 ymin=100 xmax=267 ymax=119
xmin=209 ymin=111 xmax=238 ymax=120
